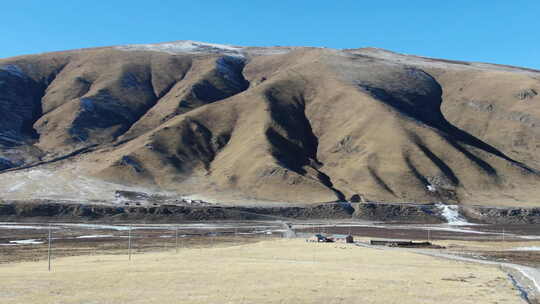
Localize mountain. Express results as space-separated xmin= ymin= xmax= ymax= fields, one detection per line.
xmin=0 ymin=41 xmax=539 ymax=206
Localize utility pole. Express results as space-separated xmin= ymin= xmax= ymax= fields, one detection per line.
xmin=427 ymin=227 xmax=431 ymax=242
xmin=128 ymin=226 xmax=132 ymax=261
xmin=175 ymin=226 xmax=179 ymax=254
xmin=47 ymin=224 xmax=52 ymax=272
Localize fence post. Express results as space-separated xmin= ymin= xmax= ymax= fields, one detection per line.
xmin=128 ymin=225 xmax=132 ymax=261
xmin=47 ymin=224 xmax=52 ymax=272
xmin=175 ymin=226 xmax=179 ymax=254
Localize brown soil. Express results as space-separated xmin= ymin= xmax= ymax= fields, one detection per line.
xmin=0 ymin=226 xmax=267 ymax=264
xmin=466 ymin=251 xmax=540 ymax=268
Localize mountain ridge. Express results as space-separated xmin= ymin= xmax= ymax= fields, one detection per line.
xmin=0 ymin=41 xmax=539 ymax=207
xmin=4 ymin=41 xmax=539 ymax=74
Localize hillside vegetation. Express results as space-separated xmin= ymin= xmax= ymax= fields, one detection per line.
xmin=0 ymin=41 xmax=539 ymax=206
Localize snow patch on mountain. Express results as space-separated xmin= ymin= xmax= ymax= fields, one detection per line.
xmin=350 ymin=47 xmax=540 ymax=75
xmin=0 ymin=64 xmax=26 ymax=78
xmin=436 ymin=203 xmax=470 ymax=225
xmin=0 ymin=166 xmax=168 ymax=201
xmin=116 ymin=40 xmax=245 ymax=57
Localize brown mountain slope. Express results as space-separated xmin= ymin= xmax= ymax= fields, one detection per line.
xmin=0 ymin=41 xmax=539 ymax=206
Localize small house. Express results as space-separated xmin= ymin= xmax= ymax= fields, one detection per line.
xmin=332 ymin=234 xmax=354 ymax=243
xmin=308 ymin=234 xmax=333 ymax=243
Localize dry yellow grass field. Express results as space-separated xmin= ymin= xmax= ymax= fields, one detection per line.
xmin=0 ymin=239 xmax=524 ymax=304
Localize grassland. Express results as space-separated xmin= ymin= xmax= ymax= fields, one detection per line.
xmin=0 ymin=239 xmax=524 ymax=304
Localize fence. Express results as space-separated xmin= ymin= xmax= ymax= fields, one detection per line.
xmin=0 ymin=221 xmax=290 ymax=270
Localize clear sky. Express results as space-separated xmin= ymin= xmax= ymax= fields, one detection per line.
xmin=2 ymin=1 xmax=539 ymax=69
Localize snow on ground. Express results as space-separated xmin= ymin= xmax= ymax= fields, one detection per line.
xmin=62 ymin=224 xmax=131 ymax=231
xmin=509 ymin=246 xmax=540 ymax=251
xmin=115 ymin=40 xmax=245 ymax=57
xmin=0 ymin=224 xmax=59 ymax=230
xmin=115 ymin=41 xmax=304 ymax=58
xmin=8 ymin=239 xmax=44 ymax=245
xmin=0 ymin=166 xmax=170 ymax=201
xmin=351 ymin=48 xmax=540 ymax=76
xmin=0 ymin=164 xmax=300 ymax=207
xmin=75 ymin=235 xmax=114 ymax=239
xmin=436 ymin=203 xmax=470 ymax=226
xmin=519 ymin=236 xmax=540 ymax=240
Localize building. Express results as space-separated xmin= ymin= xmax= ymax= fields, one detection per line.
xmin=307 ymin=234 xmax=354 ymax=243
xmin=332 ymin=234 xmax=354 ymax=243
xmin=369 ymin=239 xmax=439 ymax=248
xmin=308 ymin=234 xmax=332 ymax=242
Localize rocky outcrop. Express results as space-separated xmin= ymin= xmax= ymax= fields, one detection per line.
xmin=462 ymin=206 xmax=540 ymax=224
xmin=516 ymin=88 xmax=538 ymax=100
xmin=2 ymin=199 xmax=540 ymax=224
xmin=352 ymin=202 xmax=445 ymax=223
xmin=0 ymin=200 xmax=354 ymax=222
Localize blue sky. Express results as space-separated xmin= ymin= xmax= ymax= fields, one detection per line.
xmin=2 ymin=1 xmax=539 ymax=69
